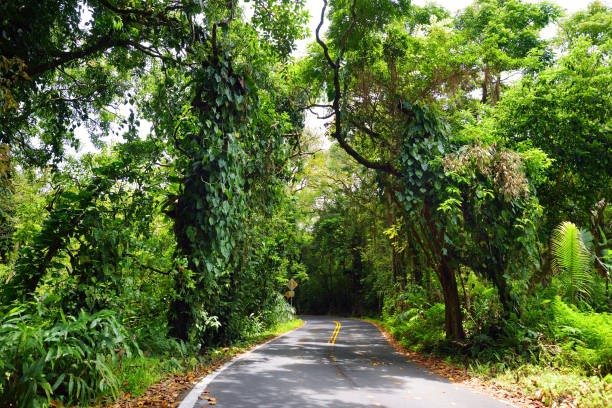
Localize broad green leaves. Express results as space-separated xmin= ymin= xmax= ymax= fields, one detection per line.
xmin=494 ymin=36 xmax=611 ymax=226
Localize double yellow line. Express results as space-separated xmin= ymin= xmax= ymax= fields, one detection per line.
xmin=328 ymin=320 xmax=341 ymax=344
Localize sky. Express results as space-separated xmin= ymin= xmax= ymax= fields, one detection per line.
xmin=73 ymin=0 xmax=605 ymax=155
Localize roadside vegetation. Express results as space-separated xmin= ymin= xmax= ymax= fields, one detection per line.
xmin=0 ymin=0 xmax=610 ymax=407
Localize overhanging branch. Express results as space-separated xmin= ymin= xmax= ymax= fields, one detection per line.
xmin=315 ymin=0 xmax=399 ymax=178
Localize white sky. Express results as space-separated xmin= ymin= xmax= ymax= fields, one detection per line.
xmin=73 ymin=0 xmax=606 ymax=155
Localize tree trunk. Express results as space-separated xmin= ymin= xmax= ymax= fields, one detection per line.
xmin=407 ymin=241 xmax=422 ymax=286
xmin=491 ymin=270 xmax=513 ymax=317
xmin=168 ymin=211 xmax=196 ymax=341
xmin=439 ymin=258 xmax=465 ymax=341
xmin=168 ymin=290 xmax=191 ymax=341
xmin=413 ymin=264 xmax=423 ymax=287
xmin=350 ymin=231 xmax=363 ymax=315
xmin=481 ymin=64 xmax=489 ymax=104
xmin=527 ymin=244 xmax=553 ymax=296
xmin=392 ymin=247 xmax=403 ymax=287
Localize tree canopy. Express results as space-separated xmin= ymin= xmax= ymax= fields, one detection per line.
xmin=0 ymin=1 xmax=611 ymax=407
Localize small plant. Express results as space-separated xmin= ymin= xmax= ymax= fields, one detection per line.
xmin=0 ymin=305 xmax=137 ymax=408
xmin=551 ymin=221 xmax=593 ymax=304
xmin=386 ymin=303 xmax=446 ymax=352
xmin=550 ymin=297 xmax=612 ymax=375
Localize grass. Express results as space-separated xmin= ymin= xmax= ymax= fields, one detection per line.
xmin=117 ymin=356 xmax=168 ymax=398
xmin=235 ymin=319 xmax=304 ymax=347
xmin=472 ymin=363 xmax=612 ymax=407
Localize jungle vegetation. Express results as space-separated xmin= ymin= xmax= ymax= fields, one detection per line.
xmin=0 ymin=0 xmax=610 ymax=407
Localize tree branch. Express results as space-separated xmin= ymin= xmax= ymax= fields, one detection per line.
xmin=28 ymin=35 xmax=131 ymax=77
xmin=126 ymin=254 xmax=171 ymax=275
xmin=315 ymin=0 xmax=337 ymax=69
xmin=315 ymin=0 xmax=399 ymax=178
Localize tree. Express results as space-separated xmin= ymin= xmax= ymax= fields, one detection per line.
xmin=441 ymin=144 xmax=541 ymax=316
xmin=494 ymin=36 xmax=611 ymax=227
xmin=0 ymin=0 xmax=307 ymax=166
xmin=454 ymin=0 xmax=561 ymax=104
xmin=1 ymin=0 xmax=310 ymax=342
xmin=304 ymin=0 xmax=561 ymax=340
xmin=557 ymin=1 xmax=611 ymax=46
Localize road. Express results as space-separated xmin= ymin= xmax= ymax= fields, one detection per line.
xmin=182 ymin=316 xmax=512 ymax=408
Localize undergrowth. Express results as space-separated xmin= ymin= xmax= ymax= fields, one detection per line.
xmin=0 ymin=305 xmax=138 ymax=408
xmin=0 ymin=297 xmax=301 ymax=408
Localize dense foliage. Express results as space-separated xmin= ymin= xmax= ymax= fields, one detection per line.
xmin=0 ymin=0 xmax=610 ymax=406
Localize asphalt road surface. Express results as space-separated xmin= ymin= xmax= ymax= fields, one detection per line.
xmin=188 ymin=316 xmax=512 ymax=408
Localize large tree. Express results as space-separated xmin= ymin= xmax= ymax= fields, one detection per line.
xmin=1 ymin=0 xmax=309 ymax=341
xmin=305 ymin=0 xmax=555 ymax=340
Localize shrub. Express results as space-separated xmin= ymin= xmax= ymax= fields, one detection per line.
xmin=0 ymin=306 xmax=137 ymax=408
xmin=261 ymin=293 xmax=296 ymax=326
xmin=386 ymin=303 xmax=446 ymax=352
xmin=550 ymin=297 xmax=612 ymax=374
xmin=468 ymin=314 xmax=541 ymax=362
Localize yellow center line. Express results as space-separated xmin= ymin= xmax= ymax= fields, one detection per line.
xmin=328 ymin=320 xmax=341 ymax=344
xmin=328 ymin=321 xmax=338 ymax=343
xmin=332 ymin=321 xmax=341 ymax=343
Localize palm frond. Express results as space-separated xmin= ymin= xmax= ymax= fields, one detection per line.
xmin=551 ymin=221 xmax=592 ymax=303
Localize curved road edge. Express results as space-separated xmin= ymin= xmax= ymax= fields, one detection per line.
xmin=355 ymin=317 xmax=521 ymax=408
xmin=178 ymin=319 xmax=307 ymax=408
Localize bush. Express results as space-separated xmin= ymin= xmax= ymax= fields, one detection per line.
xmin=0 ymin=306 xmax=137 ymax=408
xmin=468 ymin=314 xmax=541 ymax=363
xmin=131 ymin=323 xmax=187 ymax=356
xmin=550 ymin=297 xmax=612 ymax=374
xmin=261 ymin=293 xmax=296 ymax=326
xmin=386 ymin=303 xmax=446 ymax=352
xmin=462 ymin=272 xmax=504 ymax=334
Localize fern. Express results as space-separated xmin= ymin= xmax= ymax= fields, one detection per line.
xmin=551 ymin=221 xmax=593 ymax=304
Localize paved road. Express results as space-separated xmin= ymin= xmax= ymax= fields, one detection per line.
xmin=188 ymin=316 xmax=512 ymax=408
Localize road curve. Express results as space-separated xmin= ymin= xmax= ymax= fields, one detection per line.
xmin=184 ymin=316 xmax=513 ymax=408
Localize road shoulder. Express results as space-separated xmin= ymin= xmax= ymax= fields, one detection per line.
xmin=178 ymin=319 xmax=306 ymax=408
xmin=104 ymin=319 xmax=304 ymax=408
xmin=358 ymin=318 xmax=543 ymax=408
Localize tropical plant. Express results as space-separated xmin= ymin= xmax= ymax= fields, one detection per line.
xmin=0 ymin=305 xmax=137 ymax=408
xmin=551 ymin=221 xmax=593 ymax=304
